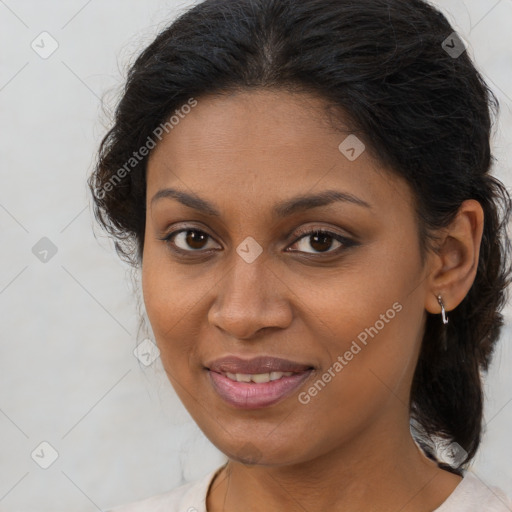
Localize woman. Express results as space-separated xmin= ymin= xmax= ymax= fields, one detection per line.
xmin=89 ymin=0 xmax=512 ymax=510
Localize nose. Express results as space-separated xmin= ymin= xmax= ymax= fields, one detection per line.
xmin=208 ymin=251 xmax=293 ymax=340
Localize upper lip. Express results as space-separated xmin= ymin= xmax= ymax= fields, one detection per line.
xmin=205 ymin=356 xmax=313 ymax=374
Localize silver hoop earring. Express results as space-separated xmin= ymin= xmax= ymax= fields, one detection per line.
xmin=437 ymin=295 xmax=449 ymax=325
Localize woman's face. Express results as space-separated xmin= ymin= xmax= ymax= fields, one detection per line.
xmin=142 ymin=89 xmax=432 ymax=466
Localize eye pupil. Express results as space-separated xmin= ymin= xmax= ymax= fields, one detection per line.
xmin=310 ymin=232 xmax=333 ymax=252
xmin=186 ymin=230 xmax=208 ymax=249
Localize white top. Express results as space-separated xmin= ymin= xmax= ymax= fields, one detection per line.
xmin=107 ymin=465 xmax=512 ymax=512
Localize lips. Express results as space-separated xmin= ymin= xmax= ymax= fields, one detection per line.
xmin=205 ymin=355 xmax=313 ymax=375
xmin=204 ymin=355 xmax=314 ymax=409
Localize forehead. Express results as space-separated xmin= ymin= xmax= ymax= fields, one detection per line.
xmin=146 ymin=89 xmax=414 ymax=218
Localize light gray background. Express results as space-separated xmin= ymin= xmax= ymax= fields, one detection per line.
xmin=0 ymin=1 xmax=511 ymax=511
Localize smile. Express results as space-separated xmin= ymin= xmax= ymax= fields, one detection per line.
xmin=223 ymin=371 xmax=295 ymax=383
xmin=207 ymin=369 xmax=313 ymax=409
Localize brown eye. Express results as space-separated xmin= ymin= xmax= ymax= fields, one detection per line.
xmin=288 ymin=229 xmax=354 ymax=255
xmin=182 ymin=230 xmax=208 ymax=250
xmin=163 ymin=229 xmax=220 ymax=253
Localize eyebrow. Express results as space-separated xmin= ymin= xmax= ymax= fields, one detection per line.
xmin=151 ymin=187 xmax=372 ymax=217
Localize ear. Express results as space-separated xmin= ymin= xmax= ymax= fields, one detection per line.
xmin=424 ymin=199 xmax=484 ymax=315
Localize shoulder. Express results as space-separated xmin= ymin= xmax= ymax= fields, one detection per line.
xmin=105 ymin=466 xmax=224 ymax=512
xmin=435 ymin=471 xmax=512 ymax=512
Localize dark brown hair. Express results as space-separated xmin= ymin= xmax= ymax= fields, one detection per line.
xmin=88 ymin=0 xmax=512 ymax=475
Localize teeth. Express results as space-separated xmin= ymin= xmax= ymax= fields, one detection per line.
xmin=251 ymin=373 xmax=270 ymax=383
xmin=224 ymin=371 xmax=294 ymax=383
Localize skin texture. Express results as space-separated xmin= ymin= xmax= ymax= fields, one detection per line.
xmin=142 ymin=89 xmax=484 ymax=512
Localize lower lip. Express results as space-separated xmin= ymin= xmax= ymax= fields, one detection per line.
xmin=207 ymin=370 xmax=313 ymax=409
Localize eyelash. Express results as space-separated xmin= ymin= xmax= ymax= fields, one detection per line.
xmin=158 ymin=226 xmax=356 ymax=257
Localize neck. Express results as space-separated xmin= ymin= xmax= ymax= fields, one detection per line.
xmin=206 ymin=419 xmax=463 ymax=512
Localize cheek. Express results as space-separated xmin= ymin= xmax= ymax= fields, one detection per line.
xmin=295 ymin=305 xmax=421 ymax=449
xmin=303 ymin=239 xmax=424 ymax=401
xmin=312 ymin=240 xmax=420 ymax=343
xmin=141 ymin=250 xmax=199 ymax=364
xmin=142 ymin=240 xmax=196 ymax=326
